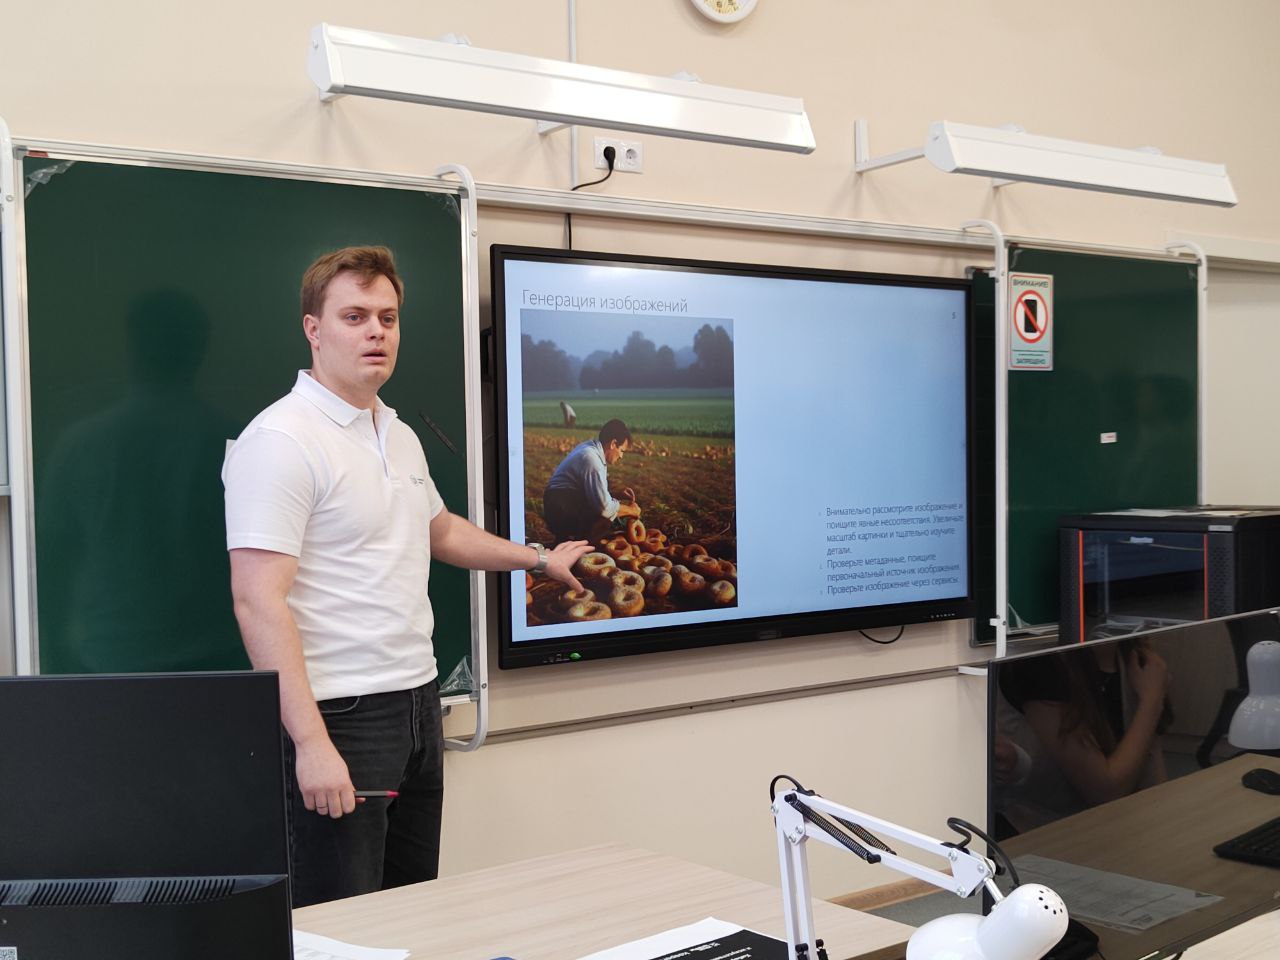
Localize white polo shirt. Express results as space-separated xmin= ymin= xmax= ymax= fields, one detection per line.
xmin=223 ymin=371 xmax=445 ymax=701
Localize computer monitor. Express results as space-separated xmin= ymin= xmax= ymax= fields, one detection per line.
xmin=0 ymin=672 xmax=291 ymax=958
xmin=988 ymin=611 xmax=1280 ymax=960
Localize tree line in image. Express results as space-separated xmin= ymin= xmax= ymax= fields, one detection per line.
xmin=522 ymin=324 xmax=733 ymax=391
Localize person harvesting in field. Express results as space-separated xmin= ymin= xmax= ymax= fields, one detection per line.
xmin=542 ymin=419 xmax=642 ymax=544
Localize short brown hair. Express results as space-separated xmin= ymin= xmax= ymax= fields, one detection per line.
xmin=300 ymin=246 xmax=405 ymax=317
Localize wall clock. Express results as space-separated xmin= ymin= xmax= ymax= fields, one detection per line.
xmin=689 ymin=0 xmax=758 ymax=25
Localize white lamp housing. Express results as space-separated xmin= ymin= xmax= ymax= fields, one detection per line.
xmin=923 ymin=121 xmax=1237 ymax=207
xmin=907 ymin=884 xmax=1068 ymax=960
xmin=307 ymin=23 xmax=815 ymax=154
xmin=1228 ymin=640 xmax=1280 ymax=750
xmin=854 ymin=119 xmax=1236 ymax=206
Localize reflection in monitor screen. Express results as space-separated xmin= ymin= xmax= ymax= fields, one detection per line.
xmin=989 ymin=611 xmax=1280 ymax=960
xmin=0 ymin=672 xmax=292 ymax=959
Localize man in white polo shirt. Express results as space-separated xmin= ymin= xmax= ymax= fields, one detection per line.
xmin=224 ymin=246 xmax=590 ymax=907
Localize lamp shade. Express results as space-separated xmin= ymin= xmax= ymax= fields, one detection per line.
xmin=1228 ymin=640 xmax=1280 ymax=750
xmin=906 ymin=884 xmax=1068 ymax=960
xmin=921 ymin=121 xmax=1237 ymax=206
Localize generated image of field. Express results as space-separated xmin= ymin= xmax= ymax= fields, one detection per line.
xmin=518 ymin=315 xmax=738 ymax=627
xmin=522 ymin=388 xmax=734 ymax=438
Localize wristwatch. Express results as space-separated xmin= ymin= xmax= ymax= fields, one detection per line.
xmin=528 ymin=542 xmax=549 ymax=576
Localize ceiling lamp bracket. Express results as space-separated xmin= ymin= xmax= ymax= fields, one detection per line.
xmin=853 ymin=119 xmax=924 ymax=173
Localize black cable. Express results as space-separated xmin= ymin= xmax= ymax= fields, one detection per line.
xmin=769 ymin=774 xmax=806 ymax=801
xmin=565 ymin=146 xmax=616 ymax=251
xmin=946 ymin=817 xmax=1019 ymax=887
xmin=859 ymin=625 xmax=905 ymax=645
xmin=571 ymin=145 xmax=616 ymax=192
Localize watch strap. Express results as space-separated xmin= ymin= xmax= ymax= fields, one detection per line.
xmin=530 ymin=542 xmax=549 ymax=575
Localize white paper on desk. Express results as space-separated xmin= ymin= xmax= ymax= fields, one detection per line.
xmin=575 ymin=917 xmax=786 ymax=960
xmin=1014 ymin=855 xmax=1222 ymax=933
xmin=293 ymin=929 xmax=410 ymax=960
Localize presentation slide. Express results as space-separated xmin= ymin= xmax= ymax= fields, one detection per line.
xmin=501 ymin=256 xmax=969 ymax=645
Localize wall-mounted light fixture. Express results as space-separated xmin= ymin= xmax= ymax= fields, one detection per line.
xmin=308 ymin=24 xmax=815 ymax=154
xmin=855 ymin=120 xmax=1236 ymax=207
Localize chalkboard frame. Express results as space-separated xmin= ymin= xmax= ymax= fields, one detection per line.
xmin=0 ymin=141 xmax=487 ymax=732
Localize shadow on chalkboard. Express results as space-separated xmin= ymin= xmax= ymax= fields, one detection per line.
xmin=38 ymin=289 xmax=244 ymax=673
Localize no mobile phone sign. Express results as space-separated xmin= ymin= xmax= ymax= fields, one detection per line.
xmin=1009 ymin=273 xmax=1053 ymax=370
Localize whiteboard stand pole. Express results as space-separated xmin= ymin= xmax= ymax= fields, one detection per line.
xmin=1166 ymin=241 xmax=1208 ymax=505
xmin=0 ymin=117 xmax=38 ymax=675
xmin=435 ymin=163 xmax=490 ymax=752
xmin=962 ymin=220 xmax=1009 ymax=659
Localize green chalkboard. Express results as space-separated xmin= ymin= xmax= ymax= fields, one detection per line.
xmin=976 ymin=249 xmax=1199 ymax=628
xmin=22 ymin=156 xmax=475 ymax=693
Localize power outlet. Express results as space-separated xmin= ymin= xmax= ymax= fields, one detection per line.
xmin=594 ymin=137 xmax=644 ymax=173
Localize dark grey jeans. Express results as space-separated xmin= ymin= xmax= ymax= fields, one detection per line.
xmin=283 ymin=679 xmax=444 ymax=907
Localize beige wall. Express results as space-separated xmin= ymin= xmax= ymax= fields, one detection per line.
xmin=3 ymin=2 xmax=1278 ymax=249
xmin=442 ymin=675 xmax=988 ymax=898
xmin=1203 ymin=267 xmax=1280 ymax=504
xmin=4 ymin=0 xmax=1280 ymax=897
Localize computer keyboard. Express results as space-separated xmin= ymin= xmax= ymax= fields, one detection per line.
xmin=1214 ymin=815 xmax=1280 ymax=868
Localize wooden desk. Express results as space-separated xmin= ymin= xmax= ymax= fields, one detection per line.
xmin=1004 ymin=754 xmax=1280 ymax=959
xmin=293 ymin=843 xmax=914 ymax=960
xmin=1183 ymin=909 xmax=1280 ymax=960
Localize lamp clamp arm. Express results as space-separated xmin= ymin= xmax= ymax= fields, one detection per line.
xmin=773 ymin=790 xmax=998 ymax=899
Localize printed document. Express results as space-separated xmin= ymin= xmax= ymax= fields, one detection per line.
xmin=1014 ymin=855 xmax=1222 ymax=932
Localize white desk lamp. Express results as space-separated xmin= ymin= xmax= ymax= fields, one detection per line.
xmin=1228 ymin=640 xmax=1280 ymax=750
xmin=772 ymin=778 xmax=1067 ymax=960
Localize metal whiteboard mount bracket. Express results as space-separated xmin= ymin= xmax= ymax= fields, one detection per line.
xmin=961 ymin=219 xmax=1010 ymax=661
xmin=1165 ymin=239 xmax=1209 ymax=505
xmin=433 ymin=162 xmax=489 ymax=753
